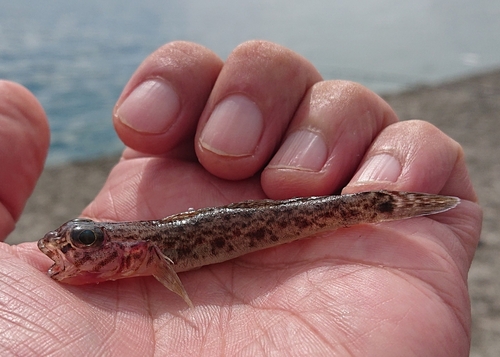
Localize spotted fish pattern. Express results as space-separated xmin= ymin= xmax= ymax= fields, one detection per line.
xmin=38 ymin=190 xmax=459 ymax=306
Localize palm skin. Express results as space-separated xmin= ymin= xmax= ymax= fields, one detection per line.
xmin=0 ymin=41 xmax=481 ymax=356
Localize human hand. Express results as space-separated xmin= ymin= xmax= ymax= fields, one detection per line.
xmin=0 ymin=41 xmax=481 ymax=356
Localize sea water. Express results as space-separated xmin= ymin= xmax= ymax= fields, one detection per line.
xmin=0 ymin=0 xmax=499 ymax=165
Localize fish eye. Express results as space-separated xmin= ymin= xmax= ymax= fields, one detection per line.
xmin=78 ymin=230 xmax=97 ymax=245
xmin=70 ymin=225 xmax=104 ymax=247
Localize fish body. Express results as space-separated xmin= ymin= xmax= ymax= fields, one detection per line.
xmin=38 ymin=190 xmax=460 ymax=306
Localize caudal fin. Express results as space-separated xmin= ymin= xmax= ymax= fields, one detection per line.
xmin=374 ymin=191 xmax=460 ymax=220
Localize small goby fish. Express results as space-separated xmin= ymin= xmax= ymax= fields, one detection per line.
xmin=38 ymin=190 xmax=459 ymax=307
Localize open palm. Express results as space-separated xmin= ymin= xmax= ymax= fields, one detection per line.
xmin=0 ymin=41 xmax=481 ymax=356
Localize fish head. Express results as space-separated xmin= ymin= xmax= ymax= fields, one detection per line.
xmin=38 ymin=219 xmax=157 ymax=285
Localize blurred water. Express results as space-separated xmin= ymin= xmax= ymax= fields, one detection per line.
xmin=0 ymin=0 xmax=499 ymax=165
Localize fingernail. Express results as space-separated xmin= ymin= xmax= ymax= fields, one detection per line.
xmin=354 ymin=153 xmax=401 ymax=182
xmin=116 ymin=79 xmax=180 ymax=134
xmin=268 ymin=130 xmax=328 ymax=171
xmin=199 ymin=95 xmax=263 ymax=156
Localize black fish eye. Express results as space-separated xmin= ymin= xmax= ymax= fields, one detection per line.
xmin=70 ymin=225 xmax=104 ymax=247
xmin=78 ymin=230 xmax=97 ymax=245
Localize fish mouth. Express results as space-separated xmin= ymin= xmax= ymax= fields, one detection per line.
xmin=37 ymin=231 xmax=59 ymax=260
xmin=37 ymin=237 xmax=50 ymax=256
xmin=37 ymin=233 xmax=66 ymax=278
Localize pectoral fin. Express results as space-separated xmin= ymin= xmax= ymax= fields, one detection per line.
xmin=152 ymin=248 xmax=193 ymax=308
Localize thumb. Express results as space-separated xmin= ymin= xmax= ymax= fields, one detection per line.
xmin=0 ymin=81 xmax=50 ymax=240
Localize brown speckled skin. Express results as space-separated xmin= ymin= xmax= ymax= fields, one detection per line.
xmin=110 ymin=190 xmax=458 ymax=272
xmin=38 ymin=190 xmax=460 ymax=283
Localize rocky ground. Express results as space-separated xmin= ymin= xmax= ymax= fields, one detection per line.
xmin=7 ymin=69 xmax=500 ymax=356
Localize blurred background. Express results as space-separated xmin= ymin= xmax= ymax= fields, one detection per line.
xmin=1 ymin=1 xmax=499 ymax=356
xmin=0 ymin=0 xmax=498 ymax=164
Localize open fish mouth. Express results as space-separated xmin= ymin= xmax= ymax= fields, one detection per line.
xmin=37 ymin=232 xmax=67 ymax=278
xmin=38 ymin=241 xmax=77 ymax=281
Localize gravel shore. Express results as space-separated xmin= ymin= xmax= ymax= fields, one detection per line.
xmin=7 ymin=69 xmax=500 ymax=356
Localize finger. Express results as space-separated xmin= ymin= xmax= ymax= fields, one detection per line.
xmin=0 ymin=81 xmax=49 ymax=240
xmin=343 ymin=120 xmax=482 ymax=277
xmin=261 ymin=81 xmax=398 ymax=199
xmin=343 ymin=120 xmax=477 ymax=202
xmin=195 ymin=40 xmax=322 ymax=180
xmin=113 ymin=41 xmax=223 ymax=155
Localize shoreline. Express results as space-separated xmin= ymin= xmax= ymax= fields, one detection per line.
xmin=7 ymin=69 xmax=500 ymax=356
